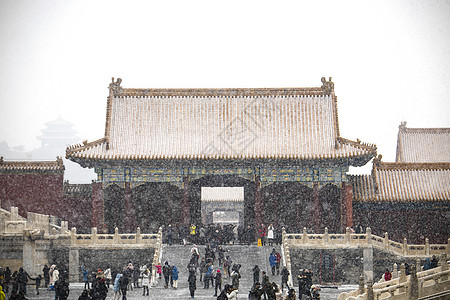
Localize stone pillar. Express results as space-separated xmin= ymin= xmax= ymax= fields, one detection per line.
xmin=254 ymin=175 xmax=263 ymax=229
xmin=91 ymin=182 xmax=104 ymax=229
xmin=392 ymin=263 xmax=398 ymax=279
xmin=313 ymin=182 xmax=321 ymax=232
xmin=363 ymin=247 xmax=373 ymax=282
xmin=399 ymin=263 xmax=406 ymax=293
xmin=182 ymin=176 xmax=191 ymax=225
xmin=124 ymin=182 xmax=135 ymax=232
xmin=341 ymin=182 xmax=353 ymax=232
xmin=409 ymin=265 xmax=419 ymax=300
xmin=358 ymin=275 xmax=365 ymax=295
xmin=69 ymin=248 xmax=79 ymax=282
xmin=367 ymin=279 xmax=374 ymax=300
xmin=23 ymin=239 xmax=37 ymax=275
xmin=416 ymin=258 xmax=421 ymax=273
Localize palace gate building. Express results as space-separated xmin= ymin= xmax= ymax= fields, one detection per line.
xmin=66 ymin=78 xmax=377 ymax=234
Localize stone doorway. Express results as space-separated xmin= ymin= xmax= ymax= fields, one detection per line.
xmin=201 ymin=187 xmax=244 ymax=227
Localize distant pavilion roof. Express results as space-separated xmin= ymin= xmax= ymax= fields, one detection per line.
xmin=66 ymin=78 xmax=376 ymax=166
xmin=349 ymin=157 xmax=450 ymax=202
xmin=0 ymin=157 xmax=65 ymax=174
xmin=396 ymin=122 xmax=450 ymax=163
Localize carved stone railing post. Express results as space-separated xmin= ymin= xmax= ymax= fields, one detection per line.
xmin=114 ymin=227 xmax=119 ymax=244
xmin=71 ymin=227 xmax=77 ymax=245
xmin=358 ymin=274 xmax=365 ymax=295
xmin=366 ymin=227 xmax=372 ymax=245
xmin=399 ymin=263 xmax=406 ymax=293
xmin=384 ymin=232 xmax=389 ymax=251
xmin=440 ymin=253 xmax=448 ymax=281
xmin=416 ymin=257 xmax=421 ymax=273
xmin=367 ymin=279 xmax=374 ymax=300
xmin=392 ymin=263 xmax=398 ymax=279
xmin=439 ymin=253 xmax=448 ymax=270
xmin=324 ymin=227 xmax=329 ymax=244
xmin=302 ymin=227 xmax=308 ymax=244
xmin=425 ymin=238 xmax=430 ymax=255
xmin=136 ymin=227 xmax=141 ymax=244
xmin=403 ymin=238 xmax=408 ymax=255
xmin=92 ymin=227 xmax=97 ymax=244
xmin=409 ymin=265 xmax=418 ymax=300
xmin=345 ymin=227 xmax=350 ymax=244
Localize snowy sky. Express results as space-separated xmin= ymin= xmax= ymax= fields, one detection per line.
xmin=1 ymin=0 xmax=449 ymax=174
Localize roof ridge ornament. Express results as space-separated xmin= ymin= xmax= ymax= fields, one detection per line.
xmin=373 ymin=154 xmax=383 ymax=167
xmin=321 ymin=77 xmax=334 ymax=95
xmin=399 ymin=121 xmax=407 ymax=131
xmin=109 ymin=77 xmax=123 ymax=96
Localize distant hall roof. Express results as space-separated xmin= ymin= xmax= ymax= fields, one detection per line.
xmin=66 ymin=78 xmax=376 ymax=165
xmin=0 ymin=157 xmax=65 ymax=174
xmin=396 ymin=122 xmax=450 ymax=163
xmin=350 ymin=158 xmax=450 ymax=202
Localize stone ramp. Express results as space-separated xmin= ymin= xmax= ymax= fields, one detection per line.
xmin=160 ymin=244 xmax=282 ymax=292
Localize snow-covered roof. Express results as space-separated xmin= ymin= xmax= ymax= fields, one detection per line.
xmin=66 ymin=78 xmax=376 ymax=164
xmin=396 ymin=123 xmax=450 ymax=163
xmin=201 ymin=187 xmax=244 ymax=202
xmin=0 ymin=157 xmax=65 ymax=173
xmin=350 ymin=159 xmax=450 ymax=202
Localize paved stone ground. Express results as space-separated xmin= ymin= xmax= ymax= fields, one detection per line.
xmin=9 ymin=282 xmax=357 ymax=299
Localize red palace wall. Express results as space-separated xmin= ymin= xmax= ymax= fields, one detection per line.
xmin=61 ymin=194 xmax=92 ymax=233
xmin=0 ymin=173 xmax=92 ymax=232
xmin=0 ymin=173 xmax=64 ymax=218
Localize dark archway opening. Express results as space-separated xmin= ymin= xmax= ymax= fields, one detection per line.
xmin=262 ymin=182 xmax=313 ymax=232
xmin=132 ymin=183 xmax=182 ymax=233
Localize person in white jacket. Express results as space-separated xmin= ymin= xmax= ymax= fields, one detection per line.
xmin=52 ymin=267 xmax=59 ymax=287
xmin=227 ymin=286 xmax=238 ymax=299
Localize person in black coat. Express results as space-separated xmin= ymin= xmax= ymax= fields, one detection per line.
xmin=43 ymin=265 xmax=50 ymax=288
xmin=249 ymin=282 xmax=264 ymax=300
xmin=78 ymin=289 xmax=92 ymax=300
xmin=162 ymin=261 xmax=172 ymax=288
xmin=91 ymin=277 xmax=108 ymax=300
xmin=213 ymin=270 xmax=222 ymax=297
xmin=188 ymin=270 xmax=196 ymax=298
xmin=55 ymin=275 xmax=70 ymax=300
xmin=119 ymin=271 xmax=129 ymax=300
xmin=253 ymin=265 xmax=260 ymax=285
xmin=280 ymin=266 xmax=290 ymax=292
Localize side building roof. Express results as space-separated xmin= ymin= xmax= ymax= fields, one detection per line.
xmin=349 ymin=156 xmax=450 ymax=202
xmin=0 ymin=157 xmax=65 ymax=174
xmin=66 ymin=78 xmax=376 ymax=167
xmin=396 ymin=122 xmax=450 ymax=163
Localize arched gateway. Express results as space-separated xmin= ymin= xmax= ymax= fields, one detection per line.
xmin=66 ymin=78 xmax=376 ymax=233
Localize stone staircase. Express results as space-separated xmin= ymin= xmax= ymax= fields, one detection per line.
xmin=160 ymin=244 xmax=282 ymax=291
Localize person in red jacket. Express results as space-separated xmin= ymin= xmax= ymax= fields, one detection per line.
xmin=384 ymin=269 xmax=392 ymax=281
xmin=258 ymin=224 xmax=266 ymax=246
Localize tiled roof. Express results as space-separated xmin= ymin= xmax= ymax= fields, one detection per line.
xmin=201 ymin=187 xmax=244 ymax=202
xmin=0 ymin=157 xmax=65 ymax=173
xmin=63 ymin=183 xmax=92 ymax=197
xmin=396 ymin=122 xmax=450 ymax=163
xmin=349 ymin=174 xmax=377 ymax=201
xmin=66 ymin=79 xmax=376 ymax=164
xmin=349 ymin=159 xmax=450 ymax=202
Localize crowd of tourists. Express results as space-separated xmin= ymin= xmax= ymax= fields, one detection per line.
xmin=1 ymin=221 xmax=442 ymax=300
xmin=164 ymin=223 xmax=284 ymax=246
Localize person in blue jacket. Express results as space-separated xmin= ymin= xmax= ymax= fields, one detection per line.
xmin=172 ymin=266 xmax=179 ymax=289
xmin=269 ymin=251 xmax=277 ymax=276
